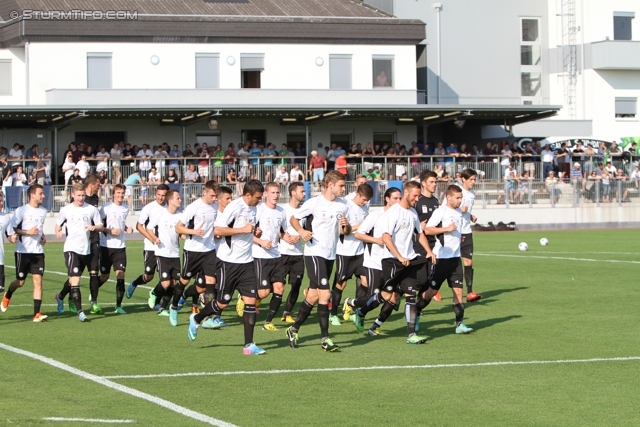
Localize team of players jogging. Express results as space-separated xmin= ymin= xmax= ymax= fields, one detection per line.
xmin=0 ymin=169 xmax=483 ymax=355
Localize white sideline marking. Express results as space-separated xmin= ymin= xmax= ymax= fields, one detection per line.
xmin=481 ymin=251 xmax=638 ymax=256
xmin=0 ymin=342 xmax=236 ymax=427
xmin=4 ymin=265 xmax=152 ymax=290
xmin=43 ymin=418 xmax=134 ymax=424
xmin=103 ymin=356 xmax=640 ymax=379
xmin=475 ymin=253 xmax=640 ymax=265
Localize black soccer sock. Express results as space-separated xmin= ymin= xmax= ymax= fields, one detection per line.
xmin=464 ymin=267 xmax=474 ymax=294
xmin=284 ymin=277 xmax=302 ymax=315
xmin=405 ymin=295 xmax=417 ymax=336
xmin=160 ymin=291 xmax=173 ymax=310
xmin=370 ymin=301 xmax=394 ymax=331
xmin=152 ymin=283 xmax=165 ymax=298
xmin=154 ymin=283 xmax=163 ymax=305
xmin=194 ymin=300 xmax=223 ymax=323
xmin=416 ymin=295 xmax=432 ymax=314
xmin=265 ymin=293 xmax=282 ymax=323
xmin=243 ymin=303 xmax=257 ymax=345
xmin=172 ymin=282 xmax=186 ymax=307
xmin=59 ymin=280 xmax=71 ymax=299
xmin=354 ymin=287 xmax=374 ymax=308
xmin=5 ymin=288 xmax=14 ymax=299
xmin=70 ymin=286 xmax=83 ymax=314
xmin=453 ymin=303 xmax=465 ymax=326
xmin=89 ymin=273 xmax=100 ymax=303
xmin=114 ymin=279 xmax=125 ymax=307
xmin=360 ymin=292 xmax=384 ymax=316
xmin=317 ymin=303 xmax=330 ymax=339
xmin=292 ymin=300 xmax=314 ymax=331
xmin=34 ymin=299 xmax=42 ymax=316
xmin=0 ymin=274 xmax=5 ymax=291
xmin=204 ymin=284 xmax=217 ymax=305
xmin=330 ymin=287 xmax=343 ymax=316
xmin=184 ymin=284 xmax=198 ymax=298
xmin=355 ymin=279 xmax=367 ymax=300
xmin=132 ymin=274 xmax=149 ymax=287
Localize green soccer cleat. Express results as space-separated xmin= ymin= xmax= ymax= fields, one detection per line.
xmin=147 ymin=290 xmax=156 ymax=309
xmin=406 ymin=333 xmax=427 ymax=344
xmin=352 ymin=309 xmax=365 ymax=332
xmin=158 ymin=309 xmax=170 ymax=317
xmin=342 ymin=299 xmax=353 ymax=321
xmin=69 ymin=300 xmax=77 ymax=314
xmin=329 ymin=315 xmax=341 ymax=326
xmin=114 ymin=307 xmax=127 ymax=314
xmin=321 ymin=338 xmax=339 ymax=352
xmin=455 ymin=323 xmax=473 ymax=334
xmin=89 ymin=303 xmax=102 ymax=315
xmin=285 ymin=326 xmax=298 ymax=349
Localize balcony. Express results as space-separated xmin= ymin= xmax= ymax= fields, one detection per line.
xmin=44 ymin=88 xmax=417 ymax=107
xmin=591 ymin=40 xmax=640 ymax=70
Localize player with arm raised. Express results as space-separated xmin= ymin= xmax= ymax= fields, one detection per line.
xmin=55 ymin=183 xmax=104 ymax=322
xmin=188 ymin=180 xmax=267 ymax=356
xmin=97 ymin=184 xmax=133 ymax=314
xmin=422 ymin=184 xmax=473 ymax=334
xmin=286 ymin=171 xmax=351 ymax=352
xmin=2 ymin=186 xmax=45 ymax=322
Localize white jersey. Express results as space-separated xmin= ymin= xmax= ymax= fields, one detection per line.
xmin=355 ymin=208 xmax=385 ymax=270
xmin=148 ymin=210 xmax=181 ymax=258
xmin=426 ymin=205 xmax=463 ymax=259
xmin=345 ymin=192 xmax=370 ymax=206
xmin=337 ymin=200 xmax=368 ymax=256
xmin=253 ymin=203 xmax=286 ymax=259
xmin=0 ymin=213 xmax=15 ymax=264
xmin=13 ymin=204 xmax=47 ymax=254
xmin=56 ymin=203 xmax=101 ymax=255
xmin=99 ymin=202 xmax=129 ymax=249
xmin=460 ymin=188 xmax=475 ymax=234
xmin=138 ymin=201 xmax=167 ymax=251
xmin=293 ymin=195 xmax=348 ymax=261
xmin=279 ymin=203 xmax=304 ymax=256
xmin=378 ymin=203 xmax=422 ymax=260
xmin=215 ymin=197 xmax=257 ymax=264
xmin=180 ymin=198 xmax=217 ymax=252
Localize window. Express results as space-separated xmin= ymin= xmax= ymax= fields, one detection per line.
xmin=195 ymin=53 xmax=219 ymax=89
xmin=241 ymin=54 xmax=264 ymax=89
xmin=372 ymin=55 xmax=393 ymax=88
xmin=521 ymin=18 xmax=542 ymax=103
xmin=329 ymin=55 xmax=352 ymax=89
xmin=87 ymin=53 xmax=112 ymax=89
xmin=614 ymin=12 xmax=634 ymax=41
xmin=522 ymin=19 xmax=539 ymax=42
xmin=521 ymin=45 xmax=541 ymax=66
xmin=0 ymin=59 xmax=11 ymax=95
xmin=615 ymin=97 xmax=637 ymax=118
xmin=521 ymin=72 xmax=541 ymax=97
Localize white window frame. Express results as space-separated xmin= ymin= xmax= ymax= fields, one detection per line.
xmin=520 ymin=17 xmax=542 ymax=104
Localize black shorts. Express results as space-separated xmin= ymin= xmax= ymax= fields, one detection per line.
xmin=64 ymin=252 xmax=91 ymax=277
xmin=429 ymin=257 xmax=464 ymax=290
xmin=157 ymin=256 xmax=181 ymax=282
xmin=281 ymin=255 xmax=304 ymax=285
xmin=334 ymin=254 xmax=367 ymax=284
xmin=381 ymin=257 xmax=428 ymax=296
xmin=365 ymin=267 xmax=383 ymax=296
xmin=181 ymin=250 xmax=217 ymax=280
xmin=143 ymin=250 xmax=157 ymax=274
xmin=416 ymin=258 xmax=435 ymax=291
xmin=216 ymin=261 xmax=257 ymax=303
xmin=254 ymin=258 xmax=284 ymax=289
xmin=100 ymin=247 xmax=127 ymax=273
xmin=88 ymin=241 xmax=100 ymax=272
xmin=15 ymin=252 xmax=45 ymax=280
xmin=460 ymin=234 xmax=473 ymax=259
xmin=304 ymin=256 xmax=334 ymax=290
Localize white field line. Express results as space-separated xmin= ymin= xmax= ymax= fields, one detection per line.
xmin=475 ymin=253 xmax=640 ymax=265
xmin=43 ymin=418 xmax=134 ymax=424
xmin=4 ymin=265 xmax=152 ymax=290
xmin=0 ymin=342 xmax=236 ymax=427
xmin=103 ymin=356 xmax=640 ymax=379
xmin=480 ymin=251 xmax=638 ymax=255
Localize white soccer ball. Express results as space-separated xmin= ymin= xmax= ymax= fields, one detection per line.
xmin=518 ymin=242 xmax=528 ymax=251
xmin=540 ymin=238 xmax=549 ymax=246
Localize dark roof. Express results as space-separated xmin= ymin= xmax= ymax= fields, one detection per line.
xmin=0 ymin=0 xmax=425 ymax=46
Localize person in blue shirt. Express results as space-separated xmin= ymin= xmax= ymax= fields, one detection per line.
xmin=263 ymin=143 xmax=276 ymax=165
xmin=169 ymin=145 xmax=181 ymax=169
xmin=123 ymin=170 xmax=141 ymax=211
xmin=249 ymin=142 xmax=262 ymax=165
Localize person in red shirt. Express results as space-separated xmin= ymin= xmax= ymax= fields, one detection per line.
xmin=308 ymin=150 xmax=327 ymax=186
xmin=335 ymin=152 xmax=348 ymax=178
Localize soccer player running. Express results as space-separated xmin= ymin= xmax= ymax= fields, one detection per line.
xmin=171 ymin=180 xmax=218 ymax=326
xmin=330 ymin=183 xmax=373 ymax=326
xmin=0 ymin=193 xmax=17 ymax=294
xmin=55 ymin=183 xmax=104 ymax=322
xmin=368 ymin=181 xmax=436 ymax=344
xmin=188 ymin=179 xmax=267 ymax=356
xmin=286 ymin=171 xmax=351 ymax=352
xmin=1 ymin=187 xmax=45 ymax=321
xmin=459 ymin=168 xmax=482 ymax=302
xmin=126 ymin=184 xmax=169 ymax=303
xmin=345 ymin=187 xmax=402 ymax=334
xmin=421 ymin=184 xmax=473 ymax=334
xmin=145 ymin=189 xmax=184 ymax=317
xmin=248 ymin=182 xmax=287 ymax=331
xmin=278 ymin=182 xmax=306 ymax=323
xmin=98 ymin=183 xmax=134 ymax=314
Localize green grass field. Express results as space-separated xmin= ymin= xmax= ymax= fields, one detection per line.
xmin=1 ymin=229 xmax=640 ymax=427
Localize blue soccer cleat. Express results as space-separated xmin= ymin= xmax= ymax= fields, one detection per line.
xmin=188 ymin=313 xmax=199 ymax=341
xmin=242 ymin=343 xmax=266 ymax=355
xmin=55 ymin=293 xmax=64 ymax=314
xmin=126 ymin=280 xmax=136 ymax=299
xmin=169 ymin=308 xmax=178 ymax=327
